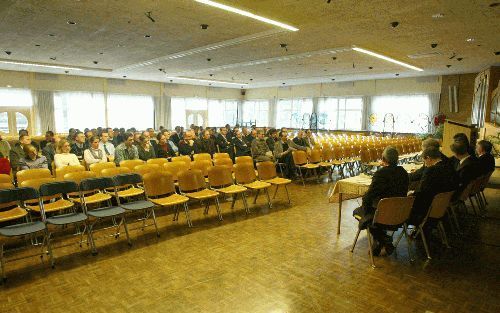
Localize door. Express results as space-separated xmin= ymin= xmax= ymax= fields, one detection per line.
xmin=186 ymin=110 xmax=208 ymax=128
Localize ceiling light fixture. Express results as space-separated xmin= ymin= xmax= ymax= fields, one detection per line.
xmin=352 ymin=46 xmax=423 ymax=71
xmin=432 ymin=13 xmax=444 ymax=18
xmin=166 ymin=76 xmax=248 ymax=86
xmin=466 ymin=38 xmax=475 ymax=42
xmin=194 ymin=0 xmax=299 ymax=31
xmin=0 ymin=59 xmax=84 ymax=70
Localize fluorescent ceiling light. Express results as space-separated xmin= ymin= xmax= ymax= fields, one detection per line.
xmin=166 ymin=76 xmax=248 ymax=86
xmin=352 ymin=47 xmax=424 ymax=71
xmin=0 ymin=59 xmax=83 ymax=71
xmin=194 ymin=0 xmax=299 ymax=31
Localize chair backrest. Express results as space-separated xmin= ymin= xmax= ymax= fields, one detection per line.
xmin=177 ymin=169 xmax=205 ymax=192
xmin=213 ymin=153 xmax=230 ymax=160
xmin=0 ymin=174 xmax=12 ymax=184
xmin=292 ymin=150 xmax=308 ymax=166
xmin=79 ymin=177 xmax=115 ymax=192
xmin=113 ymin=173 xmax=143 ymax=187
xmin=458 ymin=180 xmax=475 ymax=201
xmin=427 ymin=191 xmax=454 ymax=219
xmin=469 ymin=176 xmax=483 ymax=194
xmin=321 ymin=147 xmax=333 ymax=162
xmin=101 ymin=167 xmax=131 ymax=177
xmin=208 ymin=165 xmax=233 ymax=188
xmin=119 ymin=159 xmax=144 ymax=170
xmin=39 ymin=180 xmax=79 ymax=197
xmin=143 ymin=171 xmax=176 ymax=197
xmin=309 ymin=149 xmax=322 ymax=163
xmin=64 ymin=171 xmax=97 ymax=184
xmin=172 ymin=156 xmax=191 ymax=168
xmin=191 ymin=160 xmax=212 ymax=177
xmin=134 ymin=164 xmax=161 ymax=176
xmin=163 ymin=162 xmax=189 ymax=180
xmin=360 ymin=149 xmax=370 ymax=163
xmin=0 ymin=187 xmax=38 ymax=206
xmin=146 ymin=158 xmax=169 ymax=166
xmin=213 ymin=158 xmax=233 ymax=170
xmin=20 ymin=177 xmax=57 ymax=202
xmin=235 ymin=156 xmax=253 ymax=165
xmin=373 ymin=196 xmax=415 ymax=226
xmin=89 ymin=162 xmax=116 ymax=176
xmin=233 ymin=163 xmax=257 ymax=184
xmin=193 ymin=153 xmax=212 ymax=162
xmin=256 ymin=161 xmax=277 ymax=180
xmin=16 ymin=168 xmax=52 ymax=184
xmin=55 ymin=164 xmax=85 ymax=180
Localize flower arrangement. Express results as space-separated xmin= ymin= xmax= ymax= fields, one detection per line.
xmin=433 ymin=113 xmax=446 ymax=126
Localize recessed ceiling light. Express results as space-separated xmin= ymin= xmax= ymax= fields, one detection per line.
xmin=0 ymin=59 xmax=83 ymax=71
xmin=144 ymin=34 xmax=151 ymax=38
xmin=466 ymin=38 xmax=475 ymax=42
xmin=67 ymin=21 xmax=76 ymax=25
xmin=99 ymin=52 xmax=104 ymax=55
xmin=331 ymin=78 xmax=335 ymax=81
xmin=395 ymin=73 xmax=400 ymax=76
xmin=165 ymin=76 xmax=248 ymax=86
xmin=48 ymin=34 xmax=55 ymax=37
xmin=489 ymin=2 xmax=500 ymax=7
xmin=368 ymin=66 xmax=373 ymax=69
xmin=35 ymin=44 xmax=41 ymax=47
xmin=249 ymin=78 xmax=253 ymax=81
xmin=123 ymin=75 xmax=127 ymax=78
xmin=432 ymin=13 xmax=444 ymax=18
xmin=194 ymin=0 xmax=299 ymax=31
xmin=352 ymin=46 xmax=423 ymax=71
xmin=6 ymin=85 xmax=12 ymax=88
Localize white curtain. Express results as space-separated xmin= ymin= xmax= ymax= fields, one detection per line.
xmin=268 ymin=98 xmax=277 ymax=128
xmin=32 ymin=90 xmax=55 ymax=134
xmin=428 ymin=93 xmax=441 ymax=132
xmin=154 ymin=94 xmax=170 ymax=130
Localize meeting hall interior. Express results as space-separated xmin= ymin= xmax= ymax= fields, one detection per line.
xmin=0 ymin=1 xmax=499 ymax=312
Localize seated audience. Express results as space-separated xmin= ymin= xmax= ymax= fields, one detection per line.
xmin=216 ymin=127 xmax=232 ymax=155
xmin=162 ymin=130 xmax=178 ymax=153
xmin=84 ymin=136 xmax=107 ymax=166
xmin=155 ymin=133 xmax=176 ymax=158
xmin=233 ymin=129 xmax=251 ymax=157
xmin=138 ymin=135 xmax=156 ymax=161
xmin=40 ymin=130 xmax=54 ymax=150
xmin=70 ymin=131 xmax=89 ymax=161
xmin=0 ymin=152 xmax=10 ymax=175
xmin=19 ymin=144 xmax=48 ymax=170
xmin=133 ymin=132 xmax=142 ymax=147
xmin=194 ymin=130 xmax=217 ymax=155
xmin=266 ymin=129 xmax=278 ymax=152
xmin=245 ymin=129 xmax=257 ymax=145
xmin=450 ymin=140 xmax=479 ymax=200
xmin=409 ymin=147 xmax=458 ymax=226
xmin=305 ymin=129 xmax=316 ymax=148
xmin=67 ymin=128 xmax=77 ymax=144
xmin=0 ymin=133 xmax=11 ymax=160
xmin=99 ymin=130 xmax=115 ymax=161
xmin=9 ymin=134 xmax=32 ymax=175
xmin=353 ymin=146 xmax=409 ymax=256
xmin=409 ymin=138 xmax=449 ymax=182
xmin=293 ymin=130 xmax=308 ymax=148
xmin=251 ymin=130 xmax=274 ymax=162
xmin=171 ymin=126 xmax=182 ymax=146
xmin=178 ymin=131 xmax=195 ymax=157
xmin=54 ymin=139 xmax=80 ymax=169
xmin=476 ymin=140 xmax=495 ymax=176
xmin=273 ymin=130 xmax=307 ymax=178
xmin=114 ymin=132 xmax=139 ymax=165
xmin=42 ymin=134 xmax=60 ymax=173
xmin=449 ymin=133 xmax=476 ymax=169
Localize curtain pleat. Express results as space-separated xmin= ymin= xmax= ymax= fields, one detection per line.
xmin=32 ymin=90 xmax=55 ymax=134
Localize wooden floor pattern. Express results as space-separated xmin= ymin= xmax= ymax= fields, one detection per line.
xmin=1 ymin=174 xmax=499 ymax=313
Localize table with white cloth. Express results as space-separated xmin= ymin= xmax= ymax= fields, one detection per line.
xmin=328 ymin=164 xmax=422 ymax=235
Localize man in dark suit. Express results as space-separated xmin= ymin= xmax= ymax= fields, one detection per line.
xmin=178 ymin=131 xmax=195 ymax=158
xmin=266 ymin=129 xmax=278 ymax=152
xmin=194 ymin=130 xmax=216 ymax=156
xmin=451 ymin=140 xmax=479 ymax=200
xmin=292 ymin=130 xmax=308 ymax=148
xmin=215 ymin=127 xmax=232 ymax=156
xmin=409 ymin=147 xmax=458 ymax=226
xmin=70 ymin=131 xmax=89 ymax=161
xmin=476 ymin=140 xmax=495 ymax=176
xmin=353 ymin=146 xmax=409 ymax=256
xmin=245 ymin=129 xmax=257 ymax=145
xmin=409 ymin=138 xmax=449 ymax=182
xmin=233 ymin=129 xmax=251 ymax=157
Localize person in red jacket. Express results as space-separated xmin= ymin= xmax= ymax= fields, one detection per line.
xmin=0 ymin=152 xmax=10 ymax=175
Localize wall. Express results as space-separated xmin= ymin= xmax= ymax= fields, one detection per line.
xmin=438 ymin=73 xmax=477 ymax=124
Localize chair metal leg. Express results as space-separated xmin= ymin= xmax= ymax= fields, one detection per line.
xmin=298 ymin=168 xmax=305 ymax=186
xmin=150 ymin=208 xmax=160 ymax=237
xmin=253 ymin=190 xmax=260 ymax=204
xmin=419 ymin=225 xmax=431 ymax=260
xmin=394 ymin=228 xmax=405 ymax=248
xmin=87 ymin=222 xmax=98 ymax=255
xmin=230 ymin=194 xmax=237 ymax=210
xmin=214 ymin=197 xmax=223 ymax=221
xmin=449 ymin=206 xmax=461 ymax=234
xmin=0 ymin=243 xmax=5 ymax=280
xmin=438 ymin=221 xmax=451 ymax=248
xmin=350 ymin=228 xmax=361 ymax=252
xmin=480 ymin=191 xmax=488 ymax=205
xmin=242 ymin=192 xmax=250 ymax=214
xmin=121 ymin=215 xmax=132 ymax=246
xmin=469 ymin=197 xmax=478 ymax=216
xmin=284 ymin=184 xmax=291 ymax=205
xmin=264 ymin=188 xmax=272 ymax=209
xmin=366 ymin=229 xmax=376 ymax=268
xmin=45 ymin=229 xmax=55 ymax=268
xmin=173 ymin=205 xmax=179 ymax=221
xmin=183 ymin=202 xmax=193 ymax=227
xmin=273 ymin=185 xmax=279 ymax=199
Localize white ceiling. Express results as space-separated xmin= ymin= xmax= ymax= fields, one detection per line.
xmin=0 ymin=0 xmax=498 ymax=88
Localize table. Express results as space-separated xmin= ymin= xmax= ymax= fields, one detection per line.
xmin=328 ymin=164 xmax=422 ymax=235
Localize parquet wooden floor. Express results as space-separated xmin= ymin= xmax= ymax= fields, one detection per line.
xmin=1 ymin=172 xmax=499 ymax=313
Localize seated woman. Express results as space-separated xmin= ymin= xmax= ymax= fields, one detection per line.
xmin=54 ymin=139 xmax=80 ymax=169
xmin=19 ymin=144 xmax=48 ymax=170
xmin=0 ymin=152 xmax=10 ymax=175
xmin=84 ymin=135 xmax=107 ymax=167
xmin=138 ymin=135 xmax=156 ymax=161
xmin=155 ymin=133 xmax=176 ymax=158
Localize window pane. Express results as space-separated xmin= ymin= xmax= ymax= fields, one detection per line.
xmin=243 ymin=100 xmax=269 ymax=127
xmin=370 ymin=95 xmax=430 ymax=133
xmin=276 ymin=99 xmax=292 ymax=128
xmin=318 ymin=98 xmax=338 ymax=129
xmin=171 ymin=97 xmax=186 ymax=128
xmin=0 ymin=112 xmax=8 ymax=133
xmin=15 ymin=112 xmax=28 ymax=133
xmin=208 ymin=99 xmax=238 ymax=127
xmin=54 ymin=92 xmax=106 ymax=132
xmin=0 ymin=88 xmax=32 ymax=107
xmin=107 ymin=94 xmax=154 ymax=130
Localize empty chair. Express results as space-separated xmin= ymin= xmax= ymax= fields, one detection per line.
xmin=119 ymin=159 xmax=144 ymax=171
xmin=64 ymin=171 xmax=112 ymax=206
xmin=112 ymin=174 xmax=158 ymax=236
xmin=89 ymin=162 xmax=116 ymax=177
xmin=79 ymin=177 xmax=131 ymax=251
xmin=292 ymin=150 xmax=320 ymax=186
xmin=177 ymin=169 xmax=222 ymax=221
xmin=213 ymin=158 xmax=233 ymax=170
xmin=233 ymin=163 xmax=272 ymax=209
xmin=171 ymin=156 xmax=191 ymax=168
xmin=134 ymin=164 xmax=161 ymax=176
xmin=143 ymin=172 xmax=191 ymax=227
xmin=213 ymin=153 xmax=230 ymax=160
xmin=0 ymin=187 xmax=53 ymax=280
xmin=208 ymin=166 xmax=249 ymax=214
xmin=191 ymin=160 xmax=212 ymax=178
xmin=350 ymin=196 xmax=415 ymax=268
xmin=21 ymin=178 xmax=74 ymax=215
xmin=235 ymin=156 xmax=253 ymax=165
xmin=256 ymin=161 xmax=291 ymax=204
xmin=55 ymin=164 xmax=85 ymax=180
xmin=193 ymin=153 xmax=212 ymax=162
xmin=16 ymin=168 xmax=52 ymax=184
xmin=38 ymin=181 xmax=93 ymax=264
xmin=163 ymin=161 xmax=189 ymax=181
xmin=100 ymin=167 xmax=131 ymax=177
xmin=147 ymin=158 xmax=169 ymax=167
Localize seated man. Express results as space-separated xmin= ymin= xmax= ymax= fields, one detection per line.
xmin=19 ymin=145 xmax=48 ymax=170
xmin=251 ymin=130 xmax=274 ymax=162
xmin=194 ymin=130 xmax=216 ymax=156
xmin=476 ymin=140 xmax=495 ymax=177
xmin=451 ymin=140 xmax=479 ymax=200
xmin=233 ymin=129 xmax=250 ymax=157
xmin=305 ymin=129 xmax=316 ymax=148
xmin=292 ymin=130 xmax=308 ymax=148
xmin=215 ymin=127 xmax=232 ymax=156
xmin=70 ymin=131 xmax=89 ymax=161
xmin=245 ymin=129 xmax=257 ymax=145
xmin=99 ymin=130 xmax=115 ymax=161
xmin=178 ymin=131 xmax=195 ymax=157
xmin=9 ymin=134 xmax=32 ymax=177
xmin=409 ymin=138 xmax=449 ymax=182
xmin=409 ymin=147 xmax=458 ymax=226
xmin=273 ymin=130 xmax=307 ymax=178
xmin=113 ymin=132 xmax=139 ymax=165
xmin=40 ymin=130 xmax=54 ymax=150
xmin=266 ymin=129 xmax=278 ymax=152
xmin=353 ymin=146 xmax=409 ymax=256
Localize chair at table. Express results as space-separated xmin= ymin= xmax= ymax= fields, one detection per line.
xmin=143 ymin=172 xmax=191 ymax=227
xmin=208 ymin=166 xmax=249 ymax=214
xmin=350 ymin=196 xmax=415 ymax=268
xmin=292 ymin=150 xmax=320 ymax=186
xmin=16 ymin=168 xmax=52 ymax=184
xmin=178 ymin=169 xmax=222 ymax=221
xmin=89 ymin=162 xmax=116 ymax=177
xmin=55 ymin=165 xmax=85 ymax=180
xmin=256 ymin=161 xmax=291 ymax=204
xmin=233 ymin=163 xmax=272 ymax=209
xmin=119 ymin=159 xmax=144 ymax=171
xmin=0 ymin=187 xmax=53 ymax=281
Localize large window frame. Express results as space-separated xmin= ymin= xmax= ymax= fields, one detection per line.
xmin=54 ymin=91 xmax=106 ymax=133
xmin=276 ymin=98 xmax=313 ymax=129
xmin=242 ymin=100 xmax=269 ymax=127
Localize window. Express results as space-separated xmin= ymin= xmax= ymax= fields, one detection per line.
xmin=0 ymin=88 xmax=32 ymax=107
xmin=369 ymin=95 xmax=431 ymax=133
xmin=107 ymin=94 xmax=154 ymax=130
xmin=0 ymin=112 xmax=8 ymax=133
xmin=242 ymin=100 xmax=269 ymax=126
xmin=317 ymin=97 xmax=363 ymax=130
xmin=54 ymin=92 xmax=106 ymax=132
xmin=171 ymin=97 xmax=208 ymax=128
xmin=276 ymin=98 xmax=313 ymax=128
xmin=208 ymin=99 xmax=238 ymax=127
xmin=0 ymin=88 xmax=33 ymax=135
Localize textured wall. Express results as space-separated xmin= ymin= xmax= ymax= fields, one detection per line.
xmin=439 ymin=73 xmax=477 ymax=124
